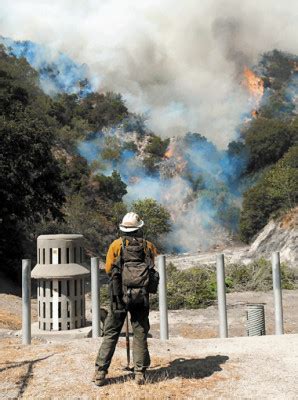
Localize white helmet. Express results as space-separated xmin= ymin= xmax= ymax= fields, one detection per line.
xmin=119 ymin=212 xmax=144 ymax=232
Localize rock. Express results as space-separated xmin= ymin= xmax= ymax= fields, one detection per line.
xmin=242 ymin=208 xmax=297 ymax=267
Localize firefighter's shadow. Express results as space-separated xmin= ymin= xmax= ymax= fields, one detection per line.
xmin=147 ymin=355 xmax=229 ymax=382
xmin=109 ymin=355 xmax=229 ymax=385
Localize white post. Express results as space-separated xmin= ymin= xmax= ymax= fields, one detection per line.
xmin=272 ymin=252 xmax=284 ymax=335
xmin=91 ymin=257 xmax=100 ymax=338
xmin=216 ymin=254 xmax=228 ymax=338
xmin=22 ymin=259 xmax=31 ymax=345
xmin=158 ymin=255 xmax=169 ymax=341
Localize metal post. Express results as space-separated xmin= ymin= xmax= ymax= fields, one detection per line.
xmin=158 ymin=255 xmax=169 ymax=341
xmin=216 ymin=254 xmax=228 ymax=338
xmin=91 ymin=257 xmax=100 ymax=338
xmin=22 ymin=259 xmax=31 ymax=345
xmin=272 ymin=252 xmax=284 ymax=335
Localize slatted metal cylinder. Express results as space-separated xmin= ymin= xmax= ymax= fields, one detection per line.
xmin=246 ymin=304 xmax=266 ymax=336
xmin=31 ymin=234 xmax=90 ymax=331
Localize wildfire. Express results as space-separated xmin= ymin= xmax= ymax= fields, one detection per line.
xmin=243 ymin=66 xmax=264 ymax=105
xmin=164 ymin=144 xmax=174 ymax=159
xmin=176 ymin=156 xmax=187 ymax=174
xmin=162 ymin=140 xmax=187 ymax=176
xmin=251 ymin=109 xmax=259 ymax=119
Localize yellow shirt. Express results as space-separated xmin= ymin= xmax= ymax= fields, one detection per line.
xmin=105 ymin=237 xmax=158 ymax=274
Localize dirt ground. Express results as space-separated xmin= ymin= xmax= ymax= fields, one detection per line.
xmin=1 ymin=288 xmax=298 ymax=399
xmin=0 ymin=334 xmax=297 ymax=399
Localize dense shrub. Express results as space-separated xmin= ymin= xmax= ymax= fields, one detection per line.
xmin=78 ymin=92 xmax=128 ymax=131
xmin=99 ymin=259 xmax=295 ymax=312
xmin=145 ymin=135 xmax=170 ymax=158
xmin=244 ymin=118 xmax=295 ymax=172
xmin=226 ymin=258 xmax=296 ymax=291
xmin=150 ymin=263 xmax=217 ymax=310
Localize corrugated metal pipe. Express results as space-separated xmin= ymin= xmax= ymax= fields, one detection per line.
xmin=246 ymin=304 xmax=266 ymax=336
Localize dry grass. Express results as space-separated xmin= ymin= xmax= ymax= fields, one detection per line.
xmin=0 ymin=309 xmax=22 ymax=329
xmin=280 ymin=206 xmax=297 ymax=229
xmin=176 ymin=324 xmax=217 ymax=339
xmin=0 ymin=293 xmax=37 ymax=330
xmin=0 ymin=339 xmax=233 ymax=400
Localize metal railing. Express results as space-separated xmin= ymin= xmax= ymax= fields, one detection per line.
xmin=21 ymin=251 xmax=286 ymax=344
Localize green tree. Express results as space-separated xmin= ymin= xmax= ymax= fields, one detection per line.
xmin=240 ymin=145 xmax=298 ymax=242
xmin=144 ymin=135 xmax=170 ymax=158
xmin=0 ymin=49 xmax=65 ymax=279
xmin=111 ymin=202 xmax=128 ymax=227
xmin=78 ymin=92 xmax=128 ymax=130
xmin=266 ymin=164 xmax=297 ymax=210
xmin=0 ymin=114 xmax=64 ymax=221
xmin=49 ymin=93 xmax=80 ymax=127
xmin=88 ymin=170 xmax=127 ymax=204
xmin=63 ymin=194 xmax=115 ymax=256
xmin=244 ymin=118 xmax=296 ymax=172
xmin=261 ymin=50 xmax=293 ymax=90
xmin=58 ymin=155 xmax=90 ymax=196
xmin=239 ymin=185 xmax=277 ymax=242
xmin=131 ymin=198 xmax=172 ymax=244
xmin=142 ymin=135 xmax=171 ymax=174
xmin=260 ymin=90 xmax=295 ymax=119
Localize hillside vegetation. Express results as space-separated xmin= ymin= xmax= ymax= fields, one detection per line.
xmin=0 ymin=45 xmax=297 ymax=282
xmin=238 ymin=51 xmax=298 ymax=241
xmin=0 ymin=46 xmax=170 ymax=280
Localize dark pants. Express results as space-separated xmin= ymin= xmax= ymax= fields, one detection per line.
xmin=95 ymin=305 xmax=150 ymax=373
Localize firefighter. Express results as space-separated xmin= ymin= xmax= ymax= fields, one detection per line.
xmin=94 ymin=212 xmax=158 ymax=386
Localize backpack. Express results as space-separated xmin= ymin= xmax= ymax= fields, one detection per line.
xmin=111 ymin=236 xmax=159 ymax=309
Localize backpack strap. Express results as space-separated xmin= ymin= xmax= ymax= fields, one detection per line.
xmin=143 ymin=238 xmax=147 ymax=252
xmin=118 ymin=237 xmax=125 ymax=270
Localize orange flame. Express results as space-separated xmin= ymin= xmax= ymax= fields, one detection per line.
xmin=163 ymin=140 xmax=187 ymax=175
xmin=164 ymin=144 xmax=174 ymax=159
xmin=243 ymin=66 xmax=264 ymax=104
xmin=251 ymin=110 xmax=259 ymax=118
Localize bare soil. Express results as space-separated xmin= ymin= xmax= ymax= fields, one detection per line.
xmin=0 ymin=334 xmax=297 ymax=399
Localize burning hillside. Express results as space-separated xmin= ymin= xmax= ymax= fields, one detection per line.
xmin=77 ymin=128 xmax=245 ymax=252
xmin=1 ymin=35 xmax=297 ymax=257
xmin=243 ymin=67 xmax=264 ymax=103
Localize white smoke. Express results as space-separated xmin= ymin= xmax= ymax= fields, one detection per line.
xmin=1 ymin=0 xmax=297 ymax=147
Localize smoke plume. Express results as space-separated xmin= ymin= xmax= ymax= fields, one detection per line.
xmin=1 ymin=0 xmax=298 ymax=147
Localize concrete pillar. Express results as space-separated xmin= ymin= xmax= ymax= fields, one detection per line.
xmin=158 ymin=255 xmax=169 ymax=341
xmin=22 ymin=259 xmax=31 ymax=345
xmin=272 ymin=252 xmax=284 ymax=335
xmin=216 ymin=254 xmax=228 ymax=338
xmin=91 ymin=257 xmax=100 ymax=338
